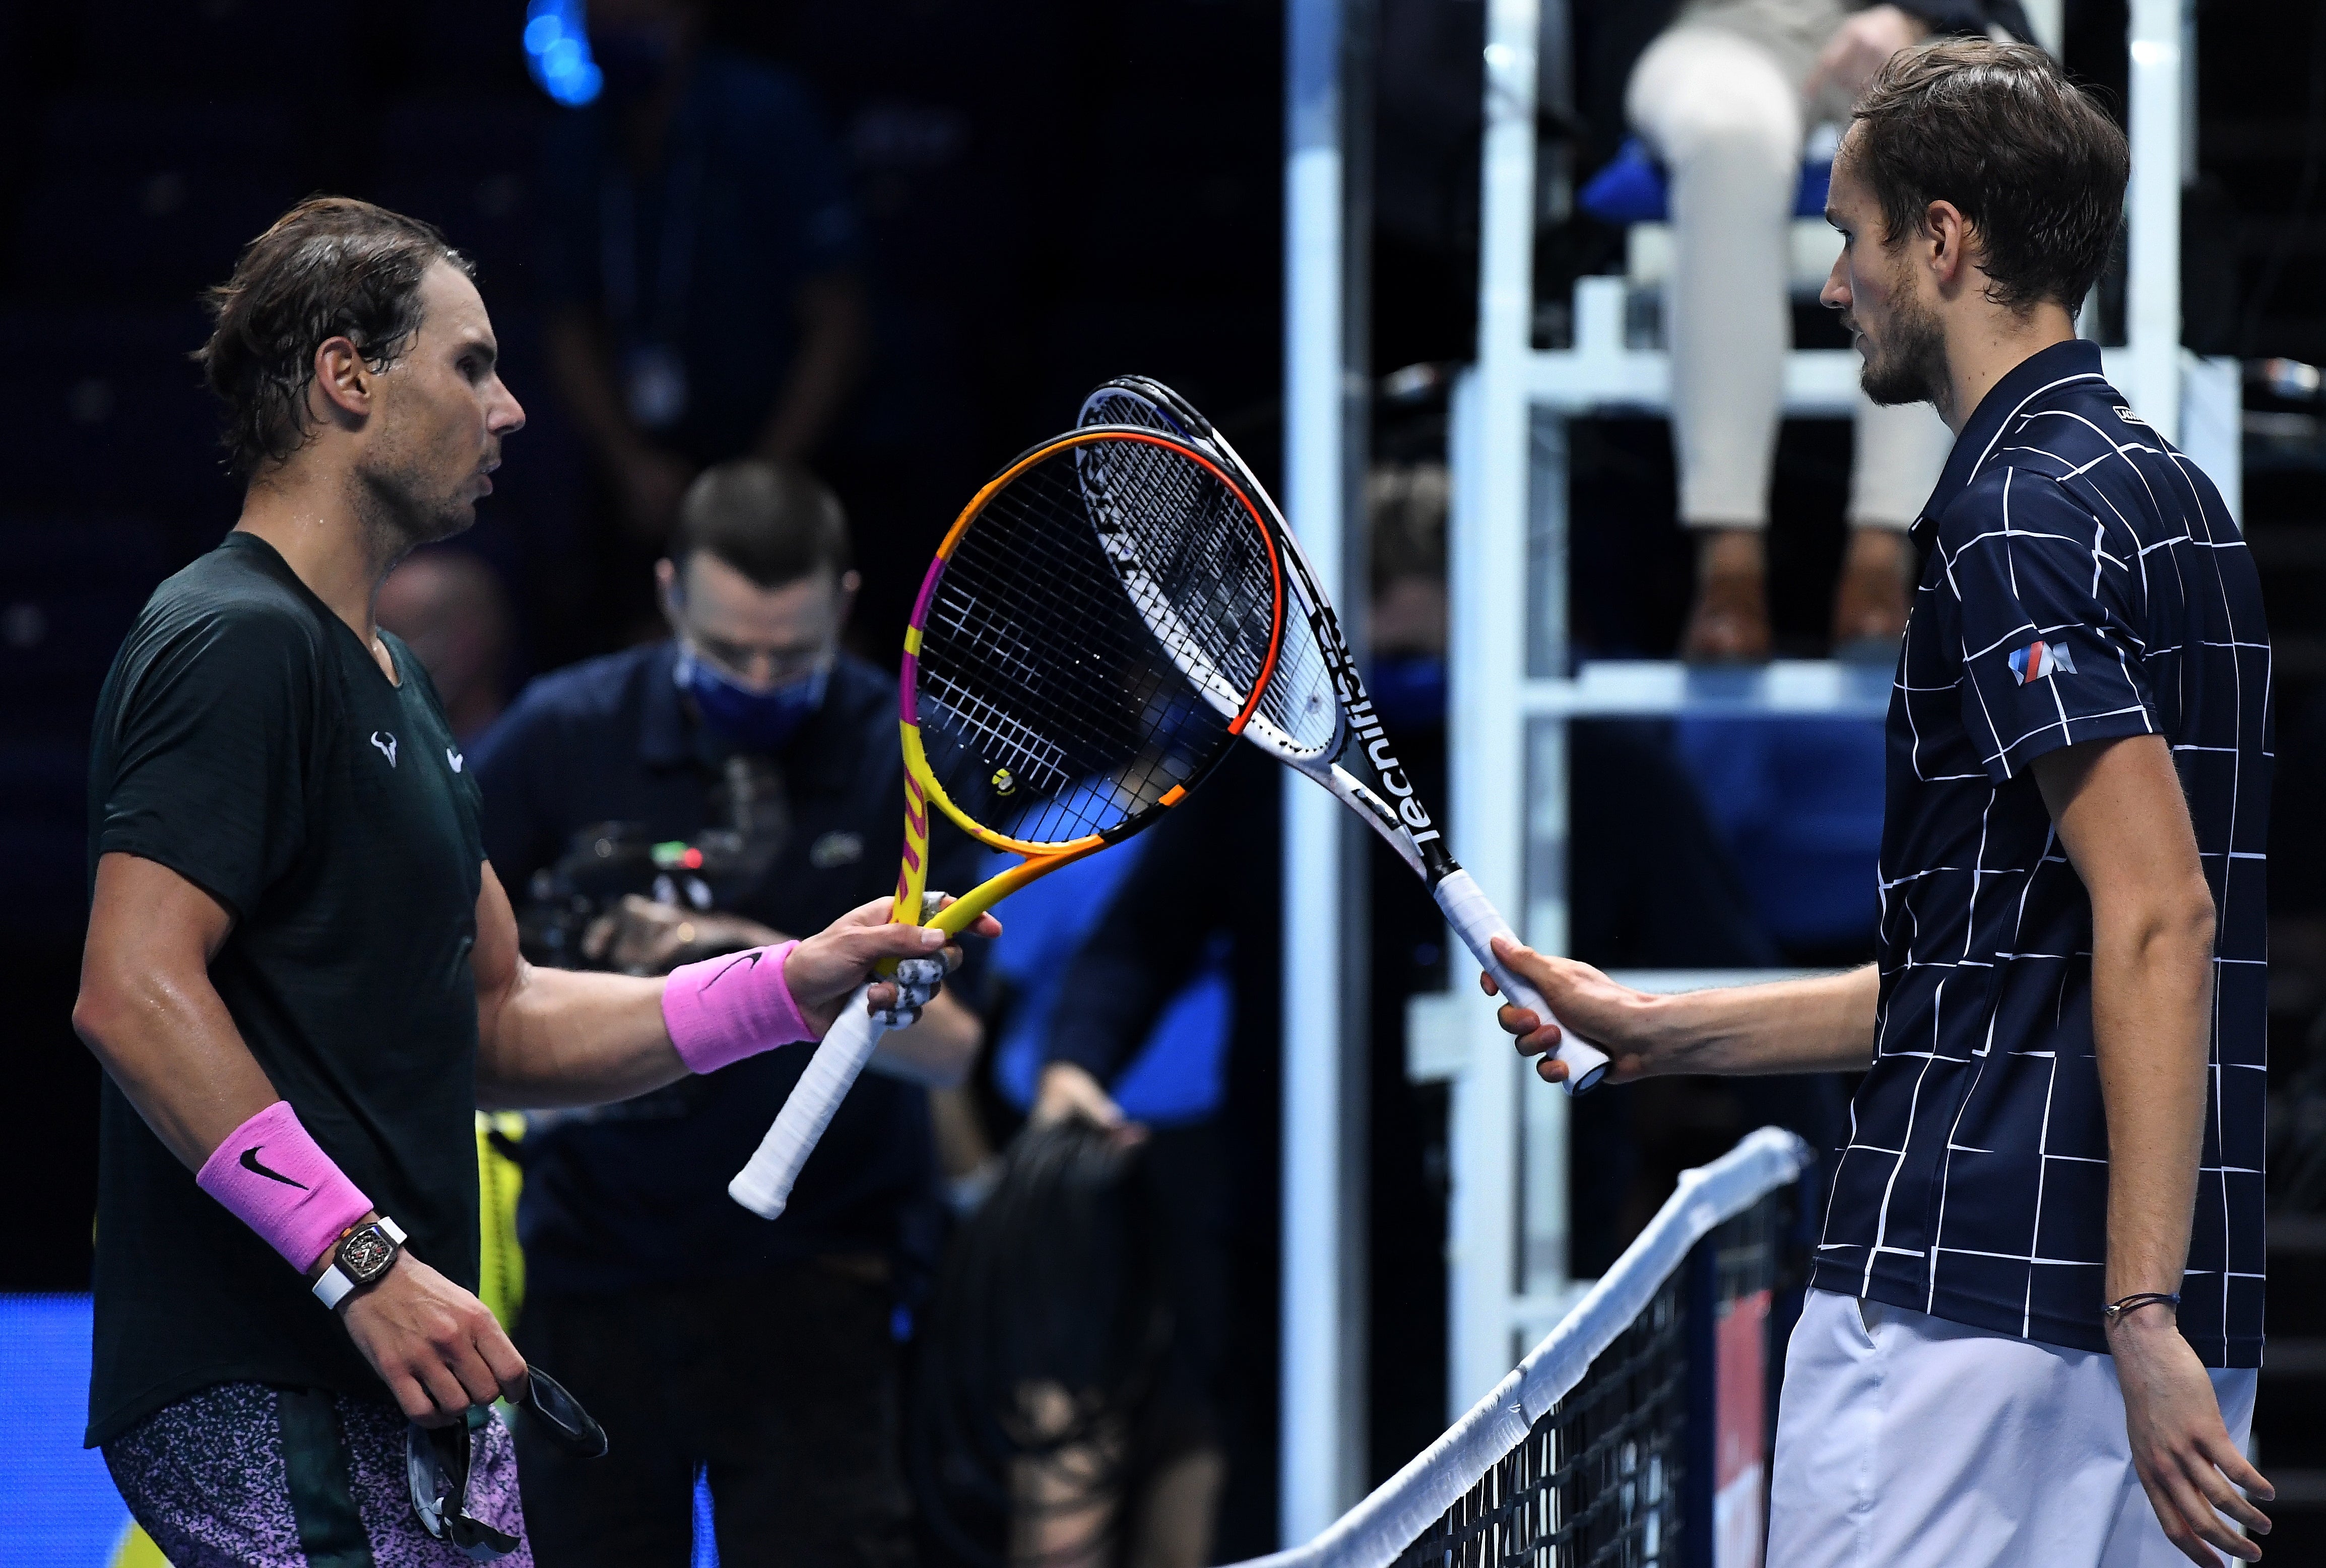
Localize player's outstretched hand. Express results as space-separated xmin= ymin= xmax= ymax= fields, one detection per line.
xmin=1483 ymin=935 xmax=1664 ymax=1085
xmin=338 ymin=1247 xmax=528 ymax=1426
xmin=2112 ymin=1312 xmax=2273 ymax=1565
xmin=783 ymin=894 xmax=1003 ymax=1036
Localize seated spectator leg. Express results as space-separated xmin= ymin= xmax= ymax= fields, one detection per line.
xmin=1837 ymin=396 xmax=1954 ymax=652
xmin=1627 ymin=27 xmax=1803 ymax=661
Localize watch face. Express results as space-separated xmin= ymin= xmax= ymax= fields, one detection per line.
xmin=340 ymin=1224 xmax=398 ymax=1283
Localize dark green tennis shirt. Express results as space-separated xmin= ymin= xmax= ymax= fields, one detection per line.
xmin=84 ymin=531 xmax=487 ymax=1446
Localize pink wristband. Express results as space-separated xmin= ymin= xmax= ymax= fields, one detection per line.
xmin=194 ymin=1101 xmax=374 ymax=1272
xmin=661 ymin=939 xmax=812 ymax=1075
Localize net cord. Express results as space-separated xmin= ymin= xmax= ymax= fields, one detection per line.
xmin=1225 ymin=1126 xmax=1814 ymax=1568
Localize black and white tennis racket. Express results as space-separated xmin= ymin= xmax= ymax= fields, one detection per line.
xmin=1076 ymin=377 xmax=1608 ymax=1091
xmin=730 ymin=426 xmax=1287 ymax=1217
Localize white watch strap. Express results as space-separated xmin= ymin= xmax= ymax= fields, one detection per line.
xmin=312 ymin=1215 xmax=406 ymax=1310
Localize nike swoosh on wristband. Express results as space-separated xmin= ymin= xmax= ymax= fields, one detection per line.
xmin=240 ymin=1146 xmax=309 ymax=1189
xmin=705 ymin=950 xmax=764 ymax=988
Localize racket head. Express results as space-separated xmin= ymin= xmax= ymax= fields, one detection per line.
xmin=899 ymin=426 xmax=1284 ymax=902
xmin=1077 ymin=380 xmax=1343 ymax=763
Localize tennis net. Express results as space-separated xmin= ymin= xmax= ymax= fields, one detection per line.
xmin=1239 ymin=1126 xmax=1814 ymax=1568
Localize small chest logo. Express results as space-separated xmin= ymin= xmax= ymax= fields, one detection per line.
xmin=2008 ymin=640 xmax=2078 ymax=686
xmin=446 ymin=747 xmax=465 ymax=773
xmin=809 ymin=830 xmax=864 ymax=869
xmin=370 ymin=731 xmax=399 ymax=767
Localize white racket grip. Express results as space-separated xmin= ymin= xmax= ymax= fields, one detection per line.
xmin=729 ymin=984 xmax=889 ymax=1218
xmin=1431 ymin=870 xmax=1611 ymax=1093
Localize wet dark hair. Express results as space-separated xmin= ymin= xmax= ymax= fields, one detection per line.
xmin=1848 ymin=39 xmax=2128 ymax=314
xmin=670 ymin=459 xmax=853 ymax=590
xmin=196 ymin=197 xmax=474 ymax=475
xmin=910 ymin=1123 xmax=1180 ymax=1567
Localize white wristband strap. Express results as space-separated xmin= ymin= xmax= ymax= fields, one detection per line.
xmin=311 ymin=1214 xmax=406 ymax=1311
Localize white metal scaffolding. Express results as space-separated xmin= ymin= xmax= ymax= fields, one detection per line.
xmin=1279 ymin=0 xmax=2239 ymax=1528
xmin=1434 ymin=0 xmax=2233 ymax=1418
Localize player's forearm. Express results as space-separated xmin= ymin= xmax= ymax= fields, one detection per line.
xmin=76 ymin=854 xmax=280 ymax=1169
xmin=2091 ymin=892 xmax=2215 ymax=1301
xmin=1493 ymin=943 xmax=1877 ymax=1082
xmin=1646 ymin=965 xmax=1880 ymax=1076
xmin=74 ymin=954 xmax=283 ymax=1170
xmin=473 ymin=959 xmax=686 ymax=1110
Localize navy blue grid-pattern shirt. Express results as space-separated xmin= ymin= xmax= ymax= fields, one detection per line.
xmin=1810 ymin=339 xmax=2270 ymax=1367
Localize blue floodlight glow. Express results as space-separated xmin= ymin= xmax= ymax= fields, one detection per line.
xmin=524 ymin=0 xmax=603 ymax=108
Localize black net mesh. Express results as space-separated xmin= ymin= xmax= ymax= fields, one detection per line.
xmin=1387 ymin=1194 xmax=1788 ymax=1568
xmin=915 ymin=436 xmax=1264 ymax=848
xmin=1078 ymin=390 xmax=1340 ymax=760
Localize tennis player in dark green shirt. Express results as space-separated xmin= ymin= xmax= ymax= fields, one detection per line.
xmin=75 ymin=196 xmax=990 ymax=1567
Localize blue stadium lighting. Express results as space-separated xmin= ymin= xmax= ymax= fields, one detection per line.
xmin=524 ymin=0 xmax=603 ymax=108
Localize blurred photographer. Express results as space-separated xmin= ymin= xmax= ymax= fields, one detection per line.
xmin=470 ymin=459 xmax=982 ymax=1567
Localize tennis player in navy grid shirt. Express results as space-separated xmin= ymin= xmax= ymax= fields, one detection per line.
xmin=1491 ymin=41 xmax=2274 ymax=1568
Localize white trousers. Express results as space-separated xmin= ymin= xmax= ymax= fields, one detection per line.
xmin=1767 ymin=1289 xmax=2259 ymax=1568
xmin=1627 ymin=26 xmax=1952 ymax=531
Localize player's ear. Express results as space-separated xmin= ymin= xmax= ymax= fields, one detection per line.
xmin=311 ymin=336 xmax=371 ymax=426
xmin=833 ymin=569 xmax=860 ymax=637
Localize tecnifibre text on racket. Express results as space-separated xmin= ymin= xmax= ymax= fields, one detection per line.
xmin=1076 ymin=377 xmax=1608 ymax=1092
xmin=729 ymin=426 xmax=1287 ymax=1217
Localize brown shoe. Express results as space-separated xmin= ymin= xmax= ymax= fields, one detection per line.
xmin=1831 ymin=527 xmax=1912 ymax=659
xmin=1682 ymin=528 xmax=1771 ymax=663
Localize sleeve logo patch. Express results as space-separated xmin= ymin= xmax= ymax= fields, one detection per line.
xmin=2008 ymin=639 xmax=2079 ymax=685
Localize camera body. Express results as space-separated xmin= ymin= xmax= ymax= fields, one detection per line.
xmin=519 ymin=822 xmax=780 ymax=971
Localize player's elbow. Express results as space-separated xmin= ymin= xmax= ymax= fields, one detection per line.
xmin=71 ymin=955 xmax=139 ymax=1064
xmin=2104 ymin=875 xmax=2217 ymax=969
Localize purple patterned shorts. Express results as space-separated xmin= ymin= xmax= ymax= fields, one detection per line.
xmin=103 ymin=1382 xmax=531 ymax=1568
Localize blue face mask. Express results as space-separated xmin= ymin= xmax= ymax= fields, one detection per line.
xmin=676 ymin=649 xmax=830 ymax=752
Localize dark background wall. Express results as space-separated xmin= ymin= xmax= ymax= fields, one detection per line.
xmin=5 ymin=0 xmax=2325 ymax=1543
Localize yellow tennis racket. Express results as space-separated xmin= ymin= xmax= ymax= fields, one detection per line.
xmin=730 ymin=426 xmax=1286 ymax=1217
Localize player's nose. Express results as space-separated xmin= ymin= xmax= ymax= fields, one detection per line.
xmin=1820 ymin=260 xmax=1849 ymax=312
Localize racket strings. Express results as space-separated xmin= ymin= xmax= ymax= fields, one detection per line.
xmin=916 ymin=450 xmax=1237 ymax=850
xmin=1073 ymin=438 xmax=1281 ymax=717
xmin=1253 ymin=583 xmax=1340 ymax=757
xmin=1076 ymin=391 xmax=1340 ymax=760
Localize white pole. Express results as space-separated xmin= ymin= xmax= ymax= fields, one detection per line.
xmin=2020 ymin=0 xmax=2064 ymax=55
xmin=2125 ymin=0 xmax=2183 ymax=441
xmin=1282 ymin=0 xmax=1364 ymax=1538
xmin=1447 ymin=0 xmax=1539 ymax=1418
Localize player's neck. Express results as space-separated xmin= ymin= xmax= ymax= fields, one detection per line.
xmin=1937 ymin=300 xmax=2079 ymax=435
xmin=234 ymin=467 xmax=404 ymax=677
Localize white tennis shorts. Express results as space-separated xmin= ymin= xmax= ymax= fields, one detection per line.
xmin=1765 ymin=1288 xmax=2258 ymax=1568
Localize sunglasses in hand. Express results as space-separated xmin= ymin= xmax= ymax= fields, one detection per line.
xmin=407 ymin=1365 xmax=606 ymax=1558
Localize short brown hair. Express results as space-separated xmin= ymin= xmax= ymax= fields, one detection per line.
xmin=196 ymin=197 xmax=473 ymax=475
xmin=1848 ymin=40 xmax=2128 ymax=314
xmin=671 ymin=460 xmax=853 ymax=590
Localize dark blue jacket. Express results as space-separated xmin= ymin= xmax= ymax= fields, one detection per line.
xmin=471 ymin=643 xmax=979 ymax=1293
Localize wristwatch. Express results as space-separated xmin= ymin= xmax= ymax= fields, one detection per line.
xmin=312 ymin=1215 xmax=407 ymax=1311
